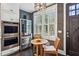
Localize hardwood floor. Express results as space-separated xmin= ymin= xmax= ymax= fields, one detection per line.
xmin=9 ymin=47 xmax=65 ymax=56
xmin=10 ymin=47 xmax=32 ymax=56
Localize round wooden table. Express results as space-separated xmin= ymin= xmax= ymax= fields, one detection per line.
xmin=31 ymin=39 xmax=48 ymax=56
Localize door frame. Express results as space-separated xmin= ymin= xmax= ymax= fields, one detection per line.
xmin=56 ymin=3 xmax=66 ymax=55
xmin=58 ymin=3 xmax=66 ymax=55
xmin=63 ymin=3 xmax=66 ymax=55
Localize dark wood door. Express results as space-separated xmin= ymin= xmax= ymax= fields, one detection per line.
xmin=66 ymin=3 xmax=79 ymax=55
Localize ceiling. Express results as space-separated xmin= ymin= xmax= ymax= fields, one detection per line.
xmin=19 ymin=3 xmax=53 ymax=13
xmin=19 ymin=3 xmax=34 ymax=13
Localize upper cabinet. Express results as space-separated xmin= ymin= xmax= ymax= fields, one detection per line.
xmin=0 ymin=3 xmax=19 ymax=22
xmin=33 ymin=4 xmax=57 ymax=39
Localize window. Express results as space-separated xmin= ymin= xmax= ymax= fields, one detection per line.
xmin=69 ymin=4 xmax=79 ymax=16
xmin=76 ymin=4 xmax=79 ymax=15
xmin=69 ymin=10 xmax=75 ymax=16
xmin=69 ymin=5 xmax=75 ymax=11
xmin=69 ymin=5 xmax=76 ymax=16
xmin=76 ymin=4 xmax=79 ymax=9
xmin=76 ymin=10 xmax=79 ymax=15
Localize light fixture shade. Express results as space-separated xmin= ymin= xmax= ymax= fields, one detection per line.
xmin=34 ymin=3 xmax=46 ymax=11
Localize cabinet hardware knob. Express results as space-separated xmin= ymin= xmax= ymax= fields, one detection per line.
xmin=10 ymin=9 xmax=13 ymax=12
xmin=11 ymin=19 xmax=13 ymax=20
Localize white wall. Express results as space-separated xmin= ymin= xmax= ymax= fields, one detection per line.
xmin=0 ymin=21 xmax=1 ymax=56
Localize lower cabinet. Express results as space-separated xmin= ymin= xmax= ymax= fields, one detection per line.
xmin=1 ymin=46 xmax=19 ymax=56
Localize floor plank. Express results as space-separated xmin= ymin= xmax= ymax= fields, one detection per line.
xmin=9 ymin=47 xmax=65 ymax=56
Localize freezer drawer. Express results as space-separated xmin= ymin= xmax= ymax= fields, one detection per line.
xmin=20 ymin=35 xmax=31 ymax=50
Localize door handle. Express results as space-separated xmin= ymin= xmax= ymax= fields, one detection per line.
xmin=66 ymin=31 xmax=70 ymax=37
xmin=66 ymin=32 xmax=69 ymax=34
xmin=67 ymin=35 xmax=69 ymax=37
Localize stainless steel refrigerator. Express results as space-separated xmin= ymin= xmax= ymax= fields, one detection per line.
xmin=20 ymin=19 xmax=32 ymax=50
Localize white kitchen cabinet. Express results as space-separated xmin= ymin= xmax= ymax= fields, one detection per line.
xmin=0 ymin=3 xmax=19 ymax=22
xmin=33 ymin=4 xmax=57 ymax=39
xmin=1 ymin=46 xmax=19 ymax=56
xmin=0 ymin=3 xmax=19 ymax=56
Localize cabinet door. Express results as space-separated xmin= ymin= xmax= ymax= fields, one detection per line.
xmin=9 ymin=4 xmax=19 ymax=22
xmin=1 ymin=3 xmax=11 ymax=12
xmin=10 ymin=4 xmax=19 ymax=14
xmin=1 ymin=10 xmax=19 ymax=22
xmin=1 ymin=3 xmax=19 ymax=22
xmin=10 ymin=13 xmax=19 ymax=22
xmin=1 ymin=3 xmax=19 ymax=14
xmin=1 ymin=10 xmax=10 ymax=21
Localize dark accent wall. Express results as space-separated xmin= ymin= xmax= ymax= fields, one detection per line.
xmin=20 ymin=10 xmax=33 ymax=20
xmin=19 ymin=10 xmax=33 ymax=35
xmin=57 ymin=3 xmax=64 ymax=50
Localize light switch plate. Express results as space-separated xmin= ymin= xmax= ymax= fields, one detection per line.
xmin=58 ymin=30 xmax=62 ymax=33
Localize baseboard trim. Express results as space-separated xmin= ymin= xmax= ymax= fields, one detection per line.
xmin=58 ymin=49 xmax=66 ymax=55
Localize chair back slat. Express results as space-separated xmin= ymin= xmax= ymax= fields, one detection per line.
xmin=33 ymin=34 xmax=42 ymax=39
xmin=54 ymin=37 xmax=61 ymax=51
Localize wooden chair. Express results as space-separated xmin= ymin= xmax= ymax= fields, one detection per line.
xmin=33 ymin=34 xmax=42 ymax=39
xmin=43 ymin=37 xmax=61 ymax=56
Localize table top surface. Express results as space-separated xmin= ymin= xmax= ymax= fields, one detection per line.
xmin=31 ymin=39 xmax=48 ymax=45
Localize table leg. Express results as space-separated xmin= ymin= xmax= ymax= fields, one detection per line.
xmin=36 ymin=45 xmax=38 ymax=56
xmin=40 ymin=44 xmax=42 ymax=56
xmin=32 ymin=44 xmax=36 ymax=56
